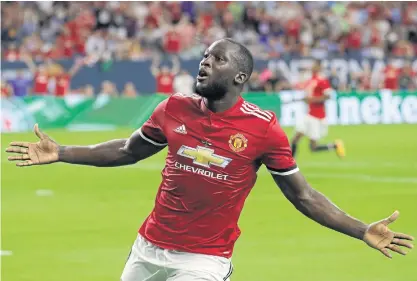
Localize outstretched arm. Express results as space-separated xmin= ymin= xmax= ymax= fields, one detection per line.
xmin=22 ymin=54 xmax=37 ymax=74
xmin=150 ymin=55 xmax=161 ymax=77
xmin=171 ymin=56 xmax=180 ymax=76
xmin=6 ymin=124 xmax=165 ymax=167
xmin=7 ymin=99 xmax=169 ymax=168
xmin=262 ymin=115 xmax=413 ymax=259
xmin=67 ymin=57 xmax=85 ymax=77
xmin=273 ymin=172 xmax=367 ymax=239
xmin=273 ymin=172 xmax=414 ymax=258
xmin=59 ymin=129 xmax=165 ymax=167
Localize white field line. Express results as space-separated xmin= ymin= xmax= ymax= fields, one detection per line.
xmin=0 ymin=250 xmax=13 ymax=256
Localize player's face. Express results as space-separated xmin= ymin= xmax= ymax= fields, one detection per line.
xmin=195 ymin=40 xmax=240 ymax=100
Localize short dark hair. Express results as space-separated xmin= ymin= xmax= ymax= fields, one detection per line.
xmin=223 ymin=38 xmax=254 ymax=79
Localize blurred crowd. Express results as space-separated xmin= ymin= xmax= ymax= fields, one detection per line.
xmin=2 ymin=1 xmax=417 ymax=61
xmin=1 ymin=1 xmax=417 ymax=98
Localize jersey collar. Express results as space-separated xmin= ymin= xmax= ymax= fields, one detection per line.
xmin=200 ymin=96 xmax=244 ymax=117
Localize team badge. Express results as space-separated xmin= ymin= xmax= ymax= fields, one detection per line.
xmin=229 ymin=133 xmax=248 ymax=152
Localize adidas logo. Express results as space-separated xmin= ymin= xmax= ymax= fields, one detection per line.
xmin=174 ymin=124 xmax=187 ymax=134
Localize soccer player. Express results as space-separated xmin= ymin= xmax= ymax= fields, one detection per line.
xmin=291 ymin=61 xmax=345 ymax=158
xmin=6 ymin=39 xmax=414 ymax=281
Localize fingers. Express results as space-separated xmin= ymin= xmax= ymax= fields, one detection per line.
xmin=383 ymin=210 xmax=400 ymax=225
xmin=380 ymin=248 xmax=392 ymax=259
xmin=16 ymin=160 xmax=34 ymax=167
xmin=34 ymin=123 xmax=46 ymax=140
xmin=394 ymin=232 xmax=415 ymax=241
xmin=387 ymin=244 xmax=407 ymax=255
xmin=392 ymin=238 xmax=414 ymax=249
xmin=8 ymin=155 xmax=30 ymax=161
xmin=5 ymin=146 xmax=28 ymax=154
xmin=9 ymin=141 xmax=29 ymax=148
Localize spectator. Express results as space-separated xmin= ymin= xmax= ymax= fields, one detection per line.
xmin=6 ymin=69 xmax=32 ymax=97
xmin=381 ymin=60 xmax=400 ymax=90
xmin=85 ymin=30 xmax=108 ymax=59
xmin=151 ymin=55 xmax=180 ymax=95
xmin=398 ymin=63 xmax=417 ymax=91
xmin=3 ymin=43 xmax=21 ymax=62
xmin=359 ymin=66 xmax=372 ymax=92
xmin=83 ymin=84 xmax=95 ymax=96
xmin=329 ymin=69 xmax=344 ymax=91
xmin=163 ymin=26 xmax=181 ymax=55
xmin=99 ymin=80 xmax=119 ymax=96
xmin=173 ymin=70 xmax=194 ymax=95
xmin=348 ymin=72 xmax=362 ymax=92
xmin=53 ymin=58 xmax=85 ymax=97
xmin=1 ymin=80 xmax=13 ymax=97
xmin=123 ymin=82 xmax=139 ymax=98
xmin=22 ymin=54 xmax=50 ymax=95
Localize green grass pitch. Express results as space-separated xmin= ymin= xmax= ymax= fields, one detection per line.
xmin=1 ymin=124 xmax=417 ymax=281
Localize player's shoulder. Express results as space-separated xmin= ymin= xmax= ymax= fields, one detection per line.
xmin=165 ymin=92 xmax=201 ymax=109
xmin=238 ymin=99 xmax=278 ymax=135
xmin=169 ymin=92 xmax=201 ymax=103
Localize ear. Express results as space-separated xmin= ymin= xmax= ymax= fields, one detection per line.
xmin=234 ymin=72 xmax=248 ymax=85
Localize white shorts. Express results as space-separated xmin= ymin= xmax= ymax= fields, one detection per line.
xmin=121 ymin=235 xmax=233 ymax=281
xmin=295 ymin=114 xmax=328 ymax=141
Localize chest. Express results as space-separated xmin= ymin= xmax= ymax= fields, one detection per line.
xmin=163 ymin=111 xmax=263 ymax=170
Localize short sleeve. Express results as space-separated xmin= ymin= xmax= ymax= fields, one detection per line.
xmin=261 ymin=118 xmax=299 ymax=176
xmin=139 ymin=98 xmax=168 ymax=146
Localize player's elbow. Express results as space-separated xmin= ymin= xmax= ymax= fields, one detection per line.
xmin=293 ymin=187 xmax=316 ymax=209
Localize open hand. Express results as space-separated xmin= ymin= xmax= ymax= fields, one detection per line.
xmin=6 ymin=124 xmax=59 ymax=167
xmin=363 ymin=211 xmax=414 ymax=258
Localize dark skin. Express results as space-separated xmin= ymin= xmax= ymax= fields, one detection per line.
xmin=6 ymin=39 xmax=414 ymax=259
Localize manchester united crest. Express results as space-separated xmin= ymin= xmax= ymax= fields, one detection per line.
xmin=229 ymin=133 xmax=248 ymax=152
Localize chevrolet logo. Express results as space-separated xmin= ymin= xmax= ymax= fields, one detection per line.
xmin=177 ymin=145 xmax=232 ymax=168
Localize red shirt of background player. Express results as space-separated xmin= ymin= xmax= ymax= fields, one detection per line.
xmin=306 ymin=74 xmax=331 ymax=119
xmin=164 ymin=30 xmax=181 ymax=54
xmin=54 ymin=73 xmax=71 ymax=97
xmin=383 ymin=66 xmax=400 ymax=90
xmin=138 ymin=93 xmax=298 ymax=258
xmin=33 ymin=72 xmax=49 ymax=94
xmin=156 ymin=74 xmax=174 ymax=94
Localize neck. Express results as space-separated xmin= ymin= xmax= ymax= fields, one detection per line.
xmin=204 ymin=93 xmax=240 ymax=113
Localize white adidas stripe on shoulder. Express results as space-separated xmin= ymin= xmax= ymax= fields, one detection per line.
xmin=243 ymin=102 xmax=273 ymax=118
xmin=240 ymin=102 xmax=273 ymax=122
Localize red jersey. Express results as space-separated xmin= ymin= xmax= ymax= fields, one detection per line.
xmin=164 ymin=31 xmax=181 ymax=54
xmin=55 ymin=74 xmax=71 ymax=96
xmin=384 ymin=66 xmax=400 ymax=90
xmin=138 ymin=93 xmax=298 ymax=258
xmin=306 ymin=75 xmax=331 ymax=119
xmin=33 ymin=72 xmax=49 ymax=94
xmin=156 ymin=74 xmax=174 ymax=94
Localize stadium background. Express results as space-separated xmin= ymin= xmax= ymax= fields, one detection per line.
xmin=1 ymin=1 xmax=417 ymax=281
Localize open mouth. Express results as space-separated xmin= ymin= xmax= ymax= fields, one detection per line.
xmin=197 ymin=69 xmax=209 ymax=81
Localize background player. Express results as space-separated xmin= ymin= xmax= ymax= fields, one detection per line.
xmin=291 ymin=61 xmax=345 ymax=158
xmin=6 ymin=39 xmax=414 ymax=281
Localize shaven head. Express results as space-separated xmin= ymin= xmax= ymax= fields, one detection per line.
xmin=222 ymin=38 xmax=254 ymax=80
